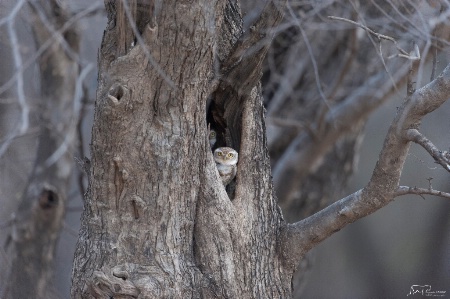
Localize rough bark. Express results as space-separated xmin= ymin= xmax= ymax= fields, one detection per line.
xmin=70 ymin=1 xmax=450 ymax=298
xmin=71 ymin=1 xmax=292 ymax=298
xmin=4 ymin=1 xmax=80 ymax=298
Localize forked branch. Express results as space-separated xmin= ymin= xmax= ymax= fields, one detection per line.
xmin=328 ymin=16 xmax=420 ymax=61
xmin=280 ymin=63 xmax=450 ymax=271
xmin=222 ymin=0 xmax=287 ymax=95
xmin=395 ymin=186 xmax=450 ymax=199
xmin=405 ymin=129 xmax=450 ymax=172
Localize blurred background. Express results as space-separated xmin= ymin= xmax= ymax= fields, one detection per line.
xmin=1 ymin=0 xmax=449 ymax=298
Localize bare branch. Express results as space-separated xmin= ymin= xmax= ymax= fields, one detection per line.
xmin=280 ymin=63 xmax=450 ymax=270
xmin=28 ymin=1 xmax=82 ymax=64
xmin=221 ymin=0 xmax=287 ymax=94
xmin=0 ymin=3 xmax=102 ymax=97
xmin=40 ymin=64 xmax=93 ymax=171
xmin=328 ymin=16 xmax=397 ymax=44
xmin=4 ymin=0 xmax=82 ymax=296
xmin=405 ymin=129 xmax=450 ymax=172
xmin=273 ymin=62 xmax=411 ymax=203
xmin=288 ymin=4 xmax=329 ymax=108
xmin=0 ymin=0 xmax=29 ymax=158
xmin=328 ymin=15 xmax=420 ymax=61
xmin=430 ymin=4 xmax=445 ymax=82
xmin=76 ymin=84 xmax=91 ymax=197
xmin=266 ymin=117 xmax=305 ymax=130
xmin=395 ymin=186 xmax=450 ymax=199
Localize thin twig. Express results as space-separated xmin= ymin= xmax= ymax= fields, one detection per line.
xmin=41 ymin=64 xmax=94 ymax=170
xmin=415 ymin=39 xmax=431 ymax=90
xmin=395 ymin=186 xmax=450 ymax=199
xmin=329 ymin=16 xmax=397 ymax=43
xmin=405 ymin=129 xmax=450 ymax=172
xmin=328 ymin=16 xmax=420 ymax=61
xmin=286 ymin=3 xmax=329 ymax=108
xmin=76 ymin=84 xmax=90 ymax=198
xmin=266 ymin=117 xmax=306 ymax=130
xmin=0 ymin=2 xmax=102 ymax=97
xmin=429 ymin=4 xmax=444 ymax=82
xmin=28 ymin=1 xmax=81 ymax=64
xmin=0 ymin=0 xmax=29 ymax=158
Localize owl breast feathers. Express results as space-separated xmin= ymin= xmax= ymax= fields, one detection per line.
xmin=213 ymin=147 xmax=238 ymax=186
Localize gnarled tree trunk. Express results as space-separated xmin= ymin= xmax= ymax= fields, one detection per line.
xmin=71 ymin=1 xmax=293 ymax=298
xmin=71 ymin=1 xmax=450 ymax=298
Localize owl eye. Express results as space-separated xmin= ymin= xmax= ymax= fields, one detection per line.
xmin=217 ymin=152 xmax=223 ymax=156
xmin=210 ymin=131 xmax=216 ymax=137
xmin=227 ymin=153 xmax=234 ymax=158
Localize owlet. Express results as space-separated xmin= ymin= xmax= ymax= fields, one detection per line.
xmin=213 ymin=147 xmax=238 ymax=186
xmin=209 ymin=129 xmax=217 ymax=149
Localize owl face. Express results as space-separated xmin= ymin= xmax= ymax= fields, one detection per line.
xmin=213 ymin=147 xmax=238 ymax=166
xmin=209 ymin=130 xmax=217 ymax=149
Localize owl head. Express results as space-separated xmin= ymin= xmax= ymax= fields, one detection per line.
xmin=213 ymin=147 xmax=238 ymax=165
xmin=209 ymin=129 xmax=217 ymax=149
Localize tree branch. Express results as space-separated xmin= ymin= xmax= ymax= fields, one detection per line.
xmin=291 ymin=5 xmax=328 ymax=106
xmin=328 ymin=16 xmax=420 ymax=60
xmin=0 ymin=0 xmax=29 ymax=158
xmin=0 ymin=2 xmax=101 ymax=96
xmin=405 ymin=129 xmax=450 ymax=172
xmin=4 ymin=0 xmax=81 ymax=297
xmin=273 ymin=62 xmax=411 ymax=203
xmin=280 ymin=63 xmax=450 ymax=271
xmin=395 ymin=186 xmax=450 ymax=199
xmin=222 ymin=0 xmax=287 ymax=95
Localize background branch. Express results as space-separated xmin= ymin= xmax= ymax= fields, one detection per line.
xmin=3 ymin=0 xmax=81 ymax=297
xmin=281 ymin=63 xmax=450 ymax=271
xmin=0 ymin=0 xmax=29 ymax=158
xmin=272 ymin=63 xmax=411 ymax=205
xmin=328 ymin=15 xmax=419 ymax=60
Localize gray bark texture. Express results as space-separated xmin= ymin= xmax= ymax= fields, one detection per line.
xmin=4 ymin=1 xmax=80 ymax=298
xmin=70 ymin=1 xmax=450 ymax=298
xmin=71 ymin=1 xmax=293 ymax=298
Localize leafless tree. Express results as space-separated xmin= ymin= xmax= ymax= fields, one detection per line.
xmin=0 ymin=0 xmax=96 ymax=298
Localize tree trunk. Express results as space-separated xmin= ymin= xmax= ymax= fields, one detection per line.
xmin=71 ymin=1 xmax=450 ymax=298
xmin=4 ymin=1 xmax=80 ymax=298
xmin=71 ymin=1 xmax=292 ymax=298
